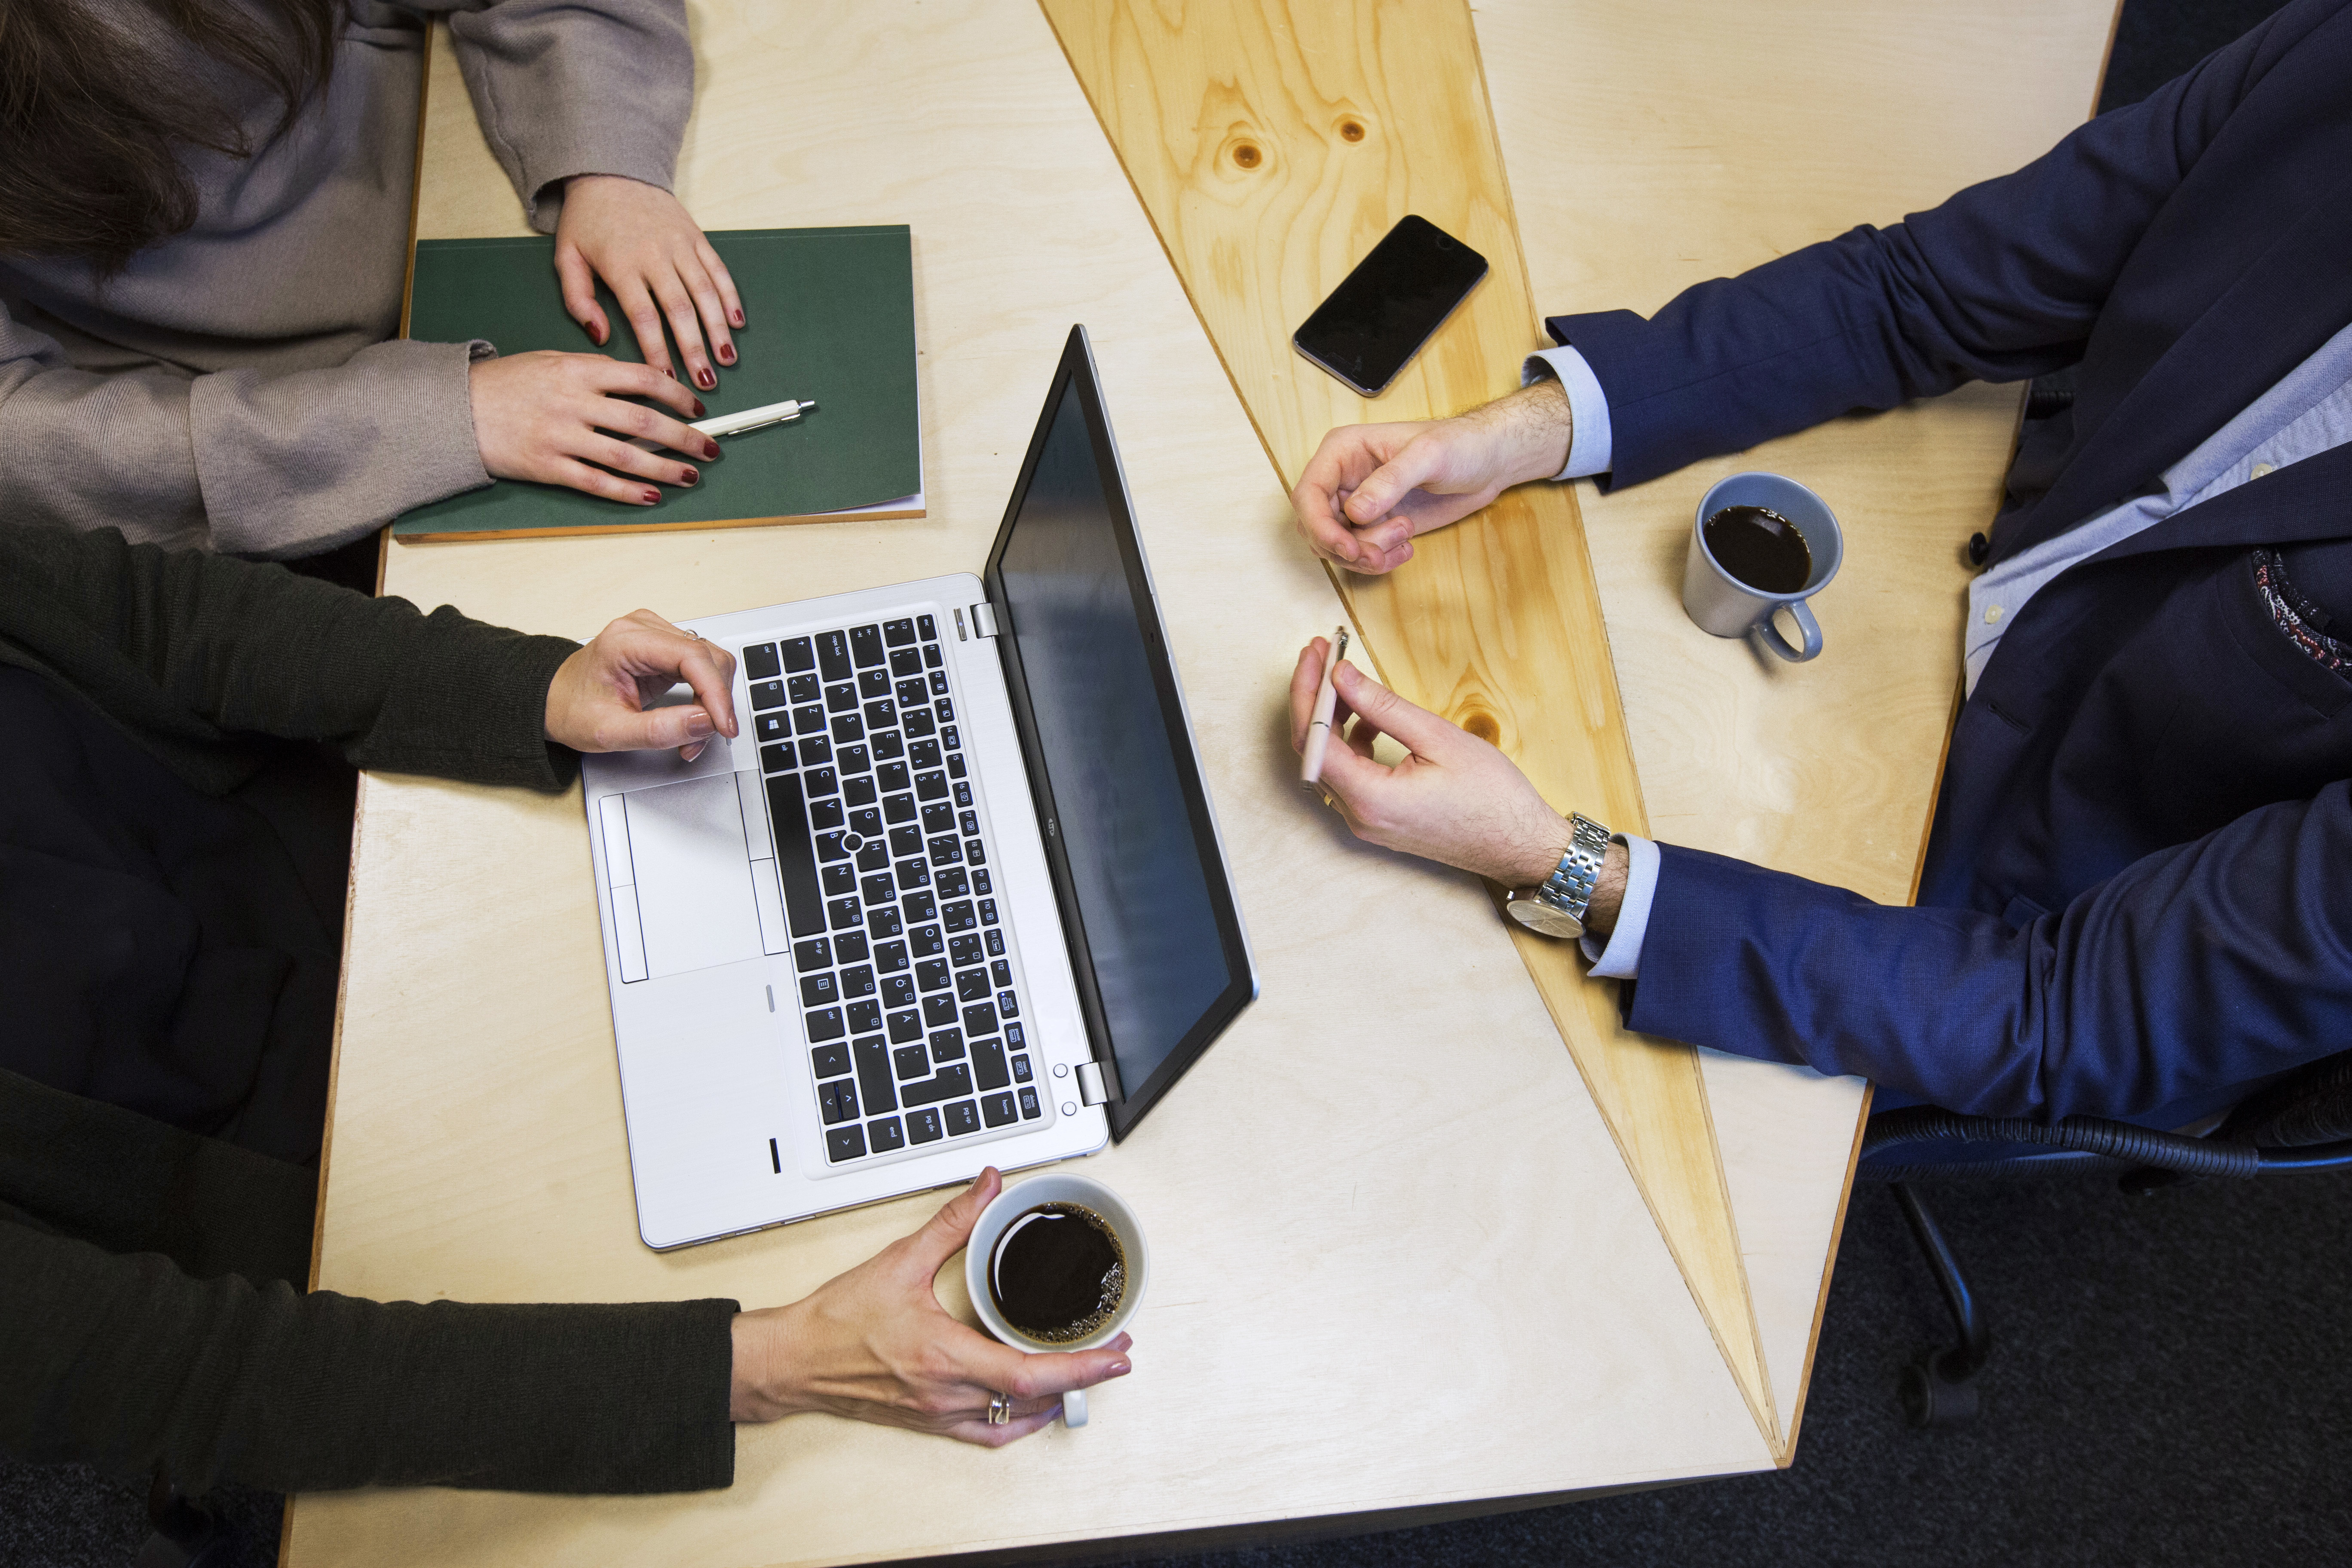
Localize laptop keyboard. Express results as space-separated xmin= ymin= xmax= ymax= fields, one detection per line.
xmin=741 ymin=612 xmax=1045 ymax=1164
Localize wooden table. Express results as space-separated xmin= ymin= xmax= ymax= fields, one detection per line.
xmin=284 ymin=3 xmax=2115 ymax=1562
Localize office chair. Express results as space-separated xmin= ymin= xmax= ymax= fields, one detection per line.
xmin=1854 ymin=1048 xmax=2352 ymax=1428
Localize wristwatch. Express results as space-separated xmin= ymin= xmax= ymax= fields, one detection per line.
xmin=1504 ymin=812 xmax=1611 ymax=939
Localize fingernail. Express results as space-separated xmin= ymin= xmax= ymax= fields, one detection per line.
xmin=692 ymin=398 xmax=707 ymax=417
xmin=731 ymin=308 xmax=745 ymax=327
xmin=703 ymin=439 xmax=721 ymax=461
xmin=640 ymin=487 xmax=660 ymax=505
xmin=719 ymin=345 xmax=736 ymax=365
xmin=685 ymin=709 xmax=714 ymax=738
xmin=1108 ymin=1360 xmax=1132 ymax=1377
xmin=662 ymin=367 xmax=674 ymax=380
xmin=680 ymin=466 xmax=700 ymax=486
xmin=680 ymin=740 xmax=705 ymax=763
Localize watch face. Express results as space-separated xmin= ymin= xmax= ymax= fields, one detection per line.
xmin=1506 ymin=892 xmax=1585 ymax=940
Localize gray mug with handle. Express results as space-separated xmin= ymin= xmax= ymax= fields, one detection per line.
xmin=1683 ymin=471 xmax=1844 ymax=662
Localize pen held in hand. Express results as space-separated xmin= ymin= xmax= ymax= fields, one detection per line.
xmin=1300 ymin=625 xmax=1350 ymax=785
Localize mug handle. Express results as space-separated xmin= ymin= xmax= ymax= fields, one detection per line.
xmin=1063 ymin=1389 xmax=1088 ymax=1427
xmin=1755 ymin=599 xmax=1823 ymax=663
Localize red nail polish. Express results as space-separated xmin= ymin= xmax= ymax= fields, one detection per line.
xmin=719 ymin=345 xmax=736 ymax=365
xmin=731 ymin=309 xmax=744 ymax=327
xmin=703 ymin=439 xmax=721 ymax=460
xmin=662 ymin=367 xmax=674 ymax=380
xmin=680 ymin=467 xmax=699 ymax=486
xmin=692 ymin=399 xmax=707 ymax=417
xmin=640 ymin=487 xmax=660 ymax=504
xmin=698 ymin=369 xmax=716 ymax=390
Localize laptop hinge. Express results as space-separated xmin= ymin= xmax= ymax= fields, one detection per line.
xmin=969 ymin=601 xmax=1000 ymax=639
xmin=1075 ymin=1061 xmax=1109 ymax=1106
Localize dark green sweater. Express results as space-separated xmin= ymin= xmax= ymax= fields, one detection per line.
xmin=0 ymin=528 xmax=738 ymax=1494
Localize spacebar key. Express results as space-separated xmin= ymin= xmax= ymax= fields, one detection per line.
xmin=764 ymin=773 xmax=827 ymax=938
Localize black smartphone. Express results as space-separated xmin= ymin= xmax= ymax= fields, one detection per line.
xmin=1292 ymin=214 xmax=1489 ymax=397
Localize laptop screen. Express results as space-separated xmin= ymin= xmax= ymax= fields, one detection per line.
xmin=983 ymin=328 xmax=1254 ymax=1139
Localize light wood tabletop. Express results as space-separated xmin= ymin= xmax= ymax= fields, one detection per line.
xmin=285 ymin=2 xmax=2115 ymax=1563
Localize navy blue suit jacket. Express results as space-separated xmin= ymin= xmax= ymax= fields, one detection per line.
xmin=1547 ymin=0 xmax=2352 ymax=1120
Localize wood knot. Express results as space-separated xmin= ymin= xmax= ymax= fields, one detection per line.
xmin=1460 ymin=708 xmax=1501 ymax=745
xmin=1231 ymin=141 xmax=1263 ymax=169
xmin=1337 ymin=117 xmax=1367 ymax=143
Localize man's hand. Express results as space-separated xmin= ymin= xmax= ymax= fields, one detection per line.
xmin=1289 ymin=638 xmax=1625 ymax=931
xmin=554 ymin=175 xmax=744 ymax=392
xmin=729 ymin=1169 xmax=1134 ymax=1446
xmin=1290 ymin=379 xmax=1573 ymax=574
xmin=470 ymin=351 xmax=720 ymax=505
xmin=545 ymin=609 xmax=741 ymax=763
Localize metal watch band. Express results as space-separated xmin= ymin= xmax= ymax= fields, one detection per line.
xmin=1534 ymin=812 xmax=1611 ymax=925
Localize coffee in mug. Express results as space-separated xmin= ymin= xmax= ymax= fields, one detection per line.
xmin=1703 ymin=504 xmax=1813 ymax=594
xmin=988 ymin=1202 xmax=1128 ymax=1343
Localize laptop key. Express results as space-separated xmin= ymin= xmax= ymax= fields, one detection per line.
xmin=949 ymin=933 xmax=983 ymax=967
xmin=884 ymin=618 xmax=916 ymax=648
xmin=840 ymin=965 xmax=876 ymax=999
xmin=859 ymin=872 xmax=894 ymax=905
xmin=822 ymin=864 xmax=856 ymax=897
xmin=874 ymin=939 xmax=908 ymax=973
xmin=908 ymin=923 xmax=944 ymax=957
xmin=893 ymin=1044 xmax=929 ymax=1080
xmin=971 ymin=1034 xmax=1009 ymax=1091
xmin=788 ymin=672 xmax=821 ymax=703
xmin=838 ymin=747 xmax=873 ymax=781
xmin=917 ymin=614 xmax=937 ymax=640
xmin=850 ymin=624 xmax=886 ymax=667
xmin=805 ymin=1006 xmax=845 ymax=1041
xmin=812 ymin=1041 xmax=851 ymax=1079
xmin=800 ymin=974 xmax=838 ymax=1007
xmin=882 ymin=795 xmax=917 ymax=827
xmin=896 ymin=678 xmax=928 ymax=709
xmin=764 ymin=774 xmax=827 ymax=939
xmin=900 ymin=889 xmax=937 ymax=924
xmin=750 ymin=679 xmax=788 ymax=710
xmin=864 ymin=699 xmax=897 ymax=730
xmin=806 ymin=766 xmax=839 ymax=797
xmin=895 ymin=858 xmax=930 ymax=892
xmin=793 ymin=704 xmax=827 ymax=735
xmin=990 ymin=959 xmax=1013 ymax=988
xmin=965 ymin=838 xmax=986 ymax=867
xmin=890 ymin=651 xmax=923 ymax=681
xmin=953 ymin=781 xmax=974 ymax=808
xmin=943 ymin=1099 xmax=980 ymax=1136
xmin=756 ymin=712 xmax=790 ymax=742
xmin=978 ymin=899 xmax=998 ymax=925
xmin=1005 ymin=1023 xmax=1025 ymax=1050
xmin=835 ymin=931 xmax=869 ymax=963
xmin=870 ymin=729 xmax=904 ymax=760
xmin=922 ymin=643 xmax=942 ymax=669
xmin=906 ymin=1106 xmax=944 ymax=1143
xmin=846 ymin=1000 xmax=881 ymax=1035
xmin=816 ymin=830 xmax=851 ymax=863
xmin=825 ymin=1125 xmax=866 ymax=1163
xmin=784 ymin=636 xmax=816 ymax=673
xmin=962 ymin=1002 xmax=998 ymax=1036
xmin=827 ymin=897 xmax=861 ymax=930
xmin=919 ymin=801 xmax=952 ymax=834
xmin=984 ymin=927 xmax=1004 ymax=956
xmin=997 ymin=990 xmax=1020 ymax=1018
xmin=942 ymin=900 xmax=976 ymax=932
xmin=854 ymin=1037 xmax=897 ymax=1113
xmin=816 ymin=629 xmax=853 ymax=681
xmin=916 ymin=770 xmax=948 ymax=801
xmin=934 ymin=867 xmax=970 ymax=900
xmin=904 ymin=1063 xmax=973 ymax=1107
xmin=824 ymin=682 xmax=857 ymax=713
xmin=879 ymin=975 xmax=916 ymax=1013
xmin=865 ymin=905 xmax=903 ymax=940
xmin=947 ymin=754 xmax=966 ymax=779
xmin=792 ymin=937 xmax=832 ymax=973
xmin=930 ymin=1028 xmax=965 ymax=1062
xmin=940 ymin=726 xmax=961 ymax=750
xmin=818 ymin=1080 xmax=856 ymax=1124
xmin=744 ymin=642 xmax=782 ymax=680
xmin=1019 ymin=1087 xmax=1041 ymax=1120
xmin=850 ymin=810 xmax=885 ymax=841
xmin=907 ymin=739 xmax=942 ymax=769
xmin=955 ymin=970 xmax=990 ymax=1003
xmin=885 ymin=1008 xmax=923 ymax=1044
xmin=1010 ymin=1053 xmax=1032 ymax=1083
xmin=903 ymin=708 xmax=936 ymax=738
xmin=858 ymin=668 xmax=892 ymax=700
xmin=830 ymin=714 xmax=864 ymax=744
xmin=928 ymin=836 xmax=962 ymax=868
xmin=922 ymin=994 xmax=960 ymax=1029
xmin=800 ymin=734 xmax=833 ymax=766
xmin=928 ymin=671 xmax=950 ymax=697
xmin=877 ymin=760 xmax=910 ymax=792
xmin=867 ymin=1115 xmax=906 ymax=1153
xmin=936 ymin=697 xmax=956 ymax=723
xmin=916 ymin=958 xmax=950 ymax=992
xmin=760 ymin=741 xmax=795 ymax=773
xmin=809 ymin=797 xmax=846 ymax=831
xmin=981 ymin=1092 xmax=1017 ymax=1128
xmin=854 ymin=840 xmax=891 ymax=873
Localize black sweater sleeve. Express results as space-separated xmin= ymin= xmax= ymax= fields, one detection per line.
xmin=0 ymin=1220 xmax=737 ymax=1494
xmin=0 ymin=526 xmax=582 ymax=793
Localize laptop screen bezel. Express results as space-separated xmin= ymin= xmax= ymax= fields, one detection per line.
xmin=980 ymin=326 xmax=1256 ymax=1142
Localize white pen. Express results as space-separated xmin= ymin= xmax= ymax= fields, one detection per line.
xmin=1299 ymin=625 xmax=1350 ymax=785
xmin=693 ymin=398 xmax=817 ymax=437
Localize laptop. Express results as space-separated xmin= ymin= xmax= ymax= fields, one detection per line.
xmin=581 ymin=327 xmax=1258 ymax=1249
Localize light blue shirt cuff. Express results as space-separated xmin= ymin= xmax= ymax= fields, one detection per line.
xmin=1579 ymin=832 xmax=1658 ymax=979
xmin=1523 ymin=345 xmax=1614 ymax=481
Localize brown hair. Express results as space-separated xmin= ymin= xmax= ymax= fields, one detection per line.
xmin=0 ymin=0 xmax=344 ymax=270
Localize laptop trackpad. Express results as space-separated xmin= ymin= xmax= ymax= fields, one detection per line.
xmin=621 ymin=775 xmax=764 ymax=979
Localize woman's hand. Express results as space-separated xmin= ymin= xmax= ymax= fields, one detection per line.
xmin=554 ymin=174 xmax=744 ymax=392
xmin=729 ymin=1169 xmax=1135 ymax=1446
xmin=1289 ymin=379 xmax=1573 ymax=574
xmin=469 ymin=351 xmax=719 ymax=505
xmin=545 ymin=609 xmax=740 ymax=763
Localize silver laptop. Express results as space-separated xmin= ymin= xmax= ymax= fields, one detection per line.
xmin=582 ymin=327 xmax=1258 ymax=1249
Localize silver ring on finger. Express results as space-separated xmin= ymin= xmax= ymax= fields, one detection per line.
xmin=986 ymin=1392 xmax=1013 ymax=1426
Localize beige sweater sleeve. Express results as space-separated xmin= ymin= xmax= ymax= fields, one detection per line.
xmin=435 ymin=0 xmax=695 ymax=231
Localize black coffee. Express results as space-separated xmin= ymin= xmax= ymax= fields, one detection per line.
xmin=1704 ymin=504 xmax=1813 ymax=594
xmin=988 ymin=1202 xmax=1127 ymax=1343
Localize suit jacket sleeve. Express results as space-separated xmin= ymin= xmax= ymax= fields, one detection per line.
xmin=1626 ymin=784 xmax=2352 ymax=1121
xmin=0 ymin=527 xmax=582 ymax=793
xmin=1545 ymin=3 xmax=2315 ymax=489
xmin=434 ymin=0 xmax=695 ymax=232
xmin=0 ymin=1219 xmax=737 ymax=1494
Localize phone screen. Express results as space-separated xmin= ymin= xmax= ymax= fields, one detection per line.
xmin=1292 ymin=215 xmax=1489 ymax=396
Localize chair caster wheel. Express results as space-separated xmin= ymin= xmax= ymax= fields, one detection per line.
xmin=1899 ymin=1354 xmax=1980 ymax=1429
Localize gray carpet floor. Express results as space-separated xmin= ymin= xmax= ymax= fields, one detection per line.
xmin=3 ymin=1 xmax=2329 ymax=1564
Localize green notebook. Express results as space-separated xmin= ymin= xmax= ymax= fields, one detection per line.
xmin=395 ymin=226 xmax=921 ymax=541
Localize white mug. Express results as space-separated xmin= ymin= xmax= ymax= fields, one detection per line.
xmin=1682 ymin=471 xmax=1844 ymax=662
xmin=964 ymin=1173 xmax=1148 ymax=1429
